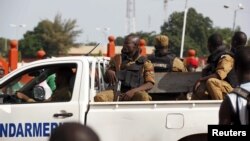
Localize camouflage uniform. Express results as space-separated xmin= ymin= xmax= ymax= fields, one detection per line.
xmin=148 ymin=35 xmax=187 ymax=72
xmin=94 ymin=54 xmax=155 ymax=102
xmin=172 ymin=58 xmax=187 ymax=72
xmin=193 ymin=54 xmax=234 ymax=100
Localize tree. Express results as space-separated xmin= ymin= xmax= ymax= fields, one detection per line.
xmin=161 ymin=8 xmax=213 ymax=57
xmin=19 ymin=14 xmax=82 ymax=58
xmin=19 ymin=30 xmax=45 ymax=58
xmin=115 ymin=36 xmax=124 ymax=46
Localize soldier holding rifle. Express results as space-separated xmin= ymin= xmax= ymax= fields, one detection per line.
xmin=94 ymin=34 xmax=155 ymax=101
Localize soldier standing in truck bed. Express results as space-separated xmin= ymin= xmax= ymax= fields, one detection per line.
xmin=94 ymin=34 xmax=155 ymax=101
xmin=147 ymin=35 xmax=187 ymax=72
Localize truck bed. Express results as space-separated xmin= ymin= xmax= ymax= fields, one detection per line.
xmin=149 ymin=72 xmax=201 ymax=100
xmin=87 ymin=100 xmax=221 ymax=141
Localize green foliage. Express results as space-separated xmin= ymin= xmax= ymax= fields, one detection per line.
xmin=115 ymin=36 xmax=124 ymax=46
xmin=114 ymin=8 xmax=237 ymax=57
xmin=19 ymin=14 xmax=82 ymax=58
xmin=161 ymin=8 xmax=213 ymax=57
xmin=19 ymin=31 xmax=44 ymax=58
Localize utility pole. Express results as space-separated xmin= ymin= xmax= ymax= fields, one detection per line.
xmin=180 ymin=0 xmax=188 ymax=58
xmin=224 ymin=3 xmax=244 ymax=31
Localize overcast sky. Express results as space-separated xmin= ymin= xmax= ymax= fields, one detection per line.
xmin=0 ymin=0 xmax=249 ymax=45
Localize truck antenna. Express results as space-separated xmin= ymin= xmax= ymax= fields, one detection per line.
xmin=85 ymin=43 xmax=100 ymax=56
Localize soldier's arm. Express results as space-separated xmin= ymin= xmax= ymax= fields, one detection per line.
xmin=172 ymin=58 xmax=187 ymax=72
xmin=198 ymin=55 xmax=233 ymax=82
xmin=216 ymin=55 xmax=234 ymax=80
xmin=141 ymin=60 xmax=155 ymax=90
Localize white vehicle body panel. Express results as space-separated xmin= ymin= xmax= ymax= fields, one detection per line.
xmin=87 ymin=101 xmax=220 ymax=141
xmin=0 ymin=56 xmax=221 ymax=141
xmin=0 ymin=57 xmax=88 ymax=141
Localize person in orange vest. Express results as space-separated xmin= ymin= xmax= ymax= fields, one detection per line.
xmin=185 ymin=49 xmax=199 ymax=72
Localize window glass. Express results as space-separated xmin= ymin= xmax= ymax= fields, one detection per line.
xmin=0 ymin=64 xmax=77 ymax=104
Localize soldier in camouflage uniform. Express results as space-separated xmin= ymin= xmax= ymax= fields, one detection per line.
xmin=94 ymin=34 xmax=155 ymax=101
xmin=148 ymin=35 xmax=187 ymax=72
xmin=192 ymin=33 xmax=235 ymax=100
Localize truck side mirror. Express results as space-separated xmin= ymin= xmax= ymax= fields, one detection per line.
xmin=33 ymin=86 xmax=45 ymax=101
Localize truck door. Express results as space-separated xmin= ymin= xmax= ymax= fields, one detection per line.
xmin=0 ymin=62 xmax=83 ymax=141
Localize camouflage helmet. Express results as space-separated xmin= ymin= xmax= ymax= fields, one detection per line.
xmin=155 ymin=35 xmax=169 ymax=48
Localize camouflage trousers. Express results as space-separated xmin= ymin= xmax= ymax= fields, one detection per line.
xmin=192 ymin=78 xmax=233 ymax=100
xmin=94 ymin=90 xmax=152 ymax=102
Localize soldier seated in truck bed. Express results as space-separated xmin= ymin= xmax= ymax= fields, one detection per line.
xmin=146 ymin=35 xmax=189 ymax=100
xmin=192 ymin=33 xmax=235 ymax=100
xmin=94 ymin=34 xmax=155 ymax=102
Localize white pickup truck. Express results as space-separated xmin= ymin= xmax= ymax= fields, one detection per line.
xmin=0 ymin=56 xmax=221 ymax=141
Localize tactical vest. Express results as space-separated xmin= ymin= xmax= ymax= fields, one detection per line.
xmin=148 ymin=53 xmax=175 ymax=72
xmin=203 ymin=46 xmax=238 ymax=87
xmin=117 ymin=56 xmax=146 ymax=92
